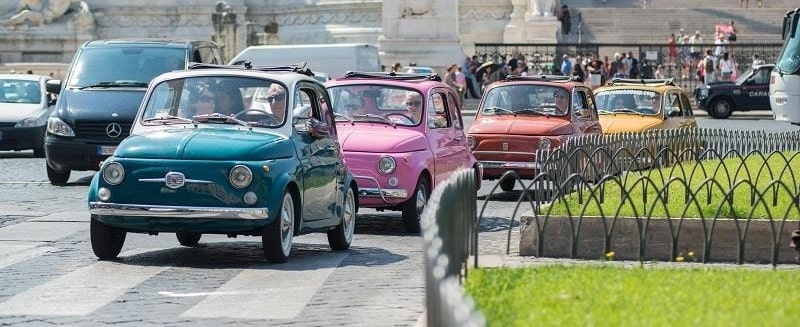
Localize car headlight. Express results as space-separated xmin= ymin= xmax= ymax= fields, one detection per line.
xmin=15 ymin=110 xmax=50 ymax=128
xmin=378 ymin=156 xmax=396 ymax=174
xmin=46 ymin=117 xmax=74 ymax=137
xmin=102 ymin=161 xmax=125 ymax=185
xmin=539 ymin=138 xmax=551 ymax=150
xmin=229 ymin=165 xmax=253 ymax=189
xmin=698 ymin=88 xmax=709 ymax=99
xmin=467 ymin=136 xmax=476 ymax=149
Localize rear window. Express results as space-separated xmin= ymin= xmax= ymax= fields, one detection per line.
xmin=0 ymin=79 xmax=41 ymax=104
xmin=67 ymin=47 xmax=186 ymax=88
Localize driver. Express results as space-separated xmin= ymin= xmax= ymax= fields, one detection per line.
xmin=266 ymin=84 xmax=287 ymax=123
xmin=403 ymin=92 xmax=423 ymax=123
xmin=650 ymin=95 xmax=661 ymax=111
xmin=553 ymin=89 xmax=569 ymax=115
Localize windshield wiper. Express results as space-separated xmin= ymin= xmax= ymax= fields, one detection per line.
xmin=483 ymin=107 xmax=515 ymax=115
xmin=143 ymin=114 xmax=193 ymax=124
xmin=192 ymin=113 xmax=250 ymax=127
xmin=333 ymin=112 xmax=353 ymax=124
xmin=77 ymin=81 xmax=149 ymax=90
xmin=352 ymin=113 xmax=396 ymax=127
xmin=514 ymin=108 xmax=546 ymax=116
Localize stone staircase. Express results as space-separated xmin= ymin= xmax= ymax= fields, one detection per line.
xmin=558 ymin=1 xmax=797 ymax=44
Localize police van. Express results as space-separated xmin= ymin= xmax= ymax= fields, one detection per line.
xmin=695 ymin=64 xmax=773 ymax=119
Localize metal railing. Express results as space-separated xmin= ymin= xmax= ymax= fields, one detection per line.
xmin=422 ymin=168 xmax=485 ymax=327
xmin=474 ymin=42 xmax=783 ymax=91
xmin=478 ymin=128 xmax=800 ymax=266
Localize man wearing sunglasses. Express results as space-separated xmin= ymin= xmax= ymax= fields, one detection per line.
xmin=265 ymin=84 xmax=287 ymax=123
xmin=553 ymin=89 xmax=569 ymax=115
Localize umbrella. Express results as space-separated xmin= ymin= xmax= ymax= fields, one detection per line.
xmin=475 ymin=61 xmax=496 ymax=75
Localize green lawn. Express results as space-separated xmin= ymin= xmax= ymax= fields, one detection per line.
xmin=544 ymin=153 xmax=800 ymax=219
xmin=465 ymin=265 xmax=800 ymax=327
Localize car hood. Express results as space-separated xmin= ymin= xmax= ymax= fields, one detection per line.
xmin=705 ymin=81 xmax=737 ymax=89
xmin=115 ymin=127 xmax=293 ymax=160
xmin=468 ymin=116 xmax=574 ymax=135
xmin=599 ymin=115 xmax=663 ymax=133
xmin=56 ymin=89 xmax=144 ymax=121
xmin=337 ymin=124 xmax=427 ymax=153
xmin=0 ymin=102 xmax=45 ymax=122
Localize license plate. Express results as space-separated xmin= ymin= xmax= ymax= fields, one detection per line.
xmin=98 ymin=145 xmax=116 ymax=155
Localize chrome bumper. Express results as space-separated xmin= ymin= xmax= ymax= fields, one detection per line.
xmin=89 ymin=202 xmax=269 ymax=219
xmin=479 ymin=160 xmax=540 ymax=170
xmin=353 ymin=174 xmax=408 ymax=203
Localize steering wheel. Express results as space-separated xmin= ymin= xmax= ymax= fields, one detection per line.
xmin=385 ymin=112 xmax=414 ymax=124
xmin=235 ymin=109 xmax=278 ymax=125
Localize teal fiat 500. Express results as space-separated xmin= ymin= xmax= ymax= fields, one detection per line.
xmin=87 ymin=63 xmax=358 ymax=263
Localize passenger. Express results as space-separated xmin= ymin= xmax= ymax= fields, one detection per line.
xmin=214 ymin=81 xmax=244 ymax=116
xmin=190 ymin=86 xmax=216 ymax=116
xmin=553 ymin=89 xmax=569 ymax=115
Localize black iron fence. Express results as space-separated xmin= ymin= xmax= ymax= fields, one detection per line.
xmin=421 ymin=168 xmax=485 ymax=327
xmin=474 ymin=43 xmax=783 ymax=91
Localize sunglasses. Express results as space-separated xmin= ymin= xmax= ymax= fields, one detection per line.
xmin=267 ymin=94 xmax=285 ymax=102
xmin=405 ymin=101 xmax=422 ymax=107
xmin=199 ymin=95 xmax=215 ymax=103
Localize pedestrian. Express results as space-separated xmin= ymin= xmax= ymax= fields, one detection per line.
xmin=558 ymin=5 xmax=571 ymax=35
xmin=751 ymin=53 xmax=766 ymax=68
xmin=719 ymin=52 xmax=736 ymax=81
xmin=668 ymin=34 xmax=678 ymax=66
xmin=703 ymin=49 xmax=717 ymax=84
xmin=560 ymin=54 xmax=573 ymax=76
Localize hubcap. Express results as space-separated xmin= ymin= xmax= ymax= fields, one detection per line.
xmin=415 ymin=185 xmax=427 ymax=217
xmin=280 ymin=194 xmax=294 ymax=256
xmin=715 ymin=102 xmax=730 ymax=115
xmin=343 ymin=189 xmax=355 ymax=243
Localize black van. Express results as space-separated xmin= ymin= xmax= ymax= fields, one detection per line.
xmin=44 ymin=39 xmax=224 ymax=185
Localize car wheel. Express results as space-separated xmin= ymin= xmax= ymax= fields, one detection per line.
xmin=327 ymin=186 xmax=356 ymax=250
xmin=46 ymin=165 xmax=70 ymax=186
xmin=710 ymin=98 xmax=733 ymax=119
xmin=90 ymin=218 xmax=126 ymax=260
xmin=176 ymin=232 xmax=202 ymax=246
xmin=262 ymin=191 xmax=295 ymax=263
xmin=499 ymin=177 xmax=516 ymax=192
xmin=402 ymin=177 xmax=429 ymax=233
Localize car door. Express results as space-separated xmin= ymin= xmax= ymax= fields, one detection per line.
xmin=293 ymin=83 xmax=338 ymax=223
xmin=679 ymin=93 xmax=697 ymax=127
xmin=426 ymin=89 xmax=461 ymax=187
xmin=574 ymin=88 xmax=602 ymax=134
xmin=741 ymin=67 xmax=771 ymax=110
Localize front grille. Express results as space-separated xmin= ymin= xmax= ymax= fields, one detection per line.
xmin=74 ymin=120 xmax=132 ymax=140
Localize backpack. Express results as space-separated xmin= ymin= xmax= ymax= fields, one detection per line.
xmin=705 ymin=57 xmax=715 ymax=74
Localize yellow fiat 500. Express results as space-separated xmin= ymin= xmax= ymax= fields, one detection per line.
xmin=593 ymin=79 xmax=697 ymax=133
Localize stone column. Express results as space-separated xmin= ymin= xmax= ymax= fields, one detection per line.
xmin=503 ymin=0 xmax=559 ymax=44
xmin=377 ymin=0 xmax=465 ymax=74
xmin=212 ymin=1 xmax=238 ymax=63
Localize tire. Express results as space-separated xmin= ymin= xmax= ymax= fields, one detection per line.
xmin=176 ymin=232 xmax=202 ymax=246
xmin=402 ymin=177 xmax=429 ymax=233
xmin=46 ymin=164 xmax=70 ymax=186
xmin=709 ymin=98 xmax=733 ymax=119
xmin=262 ymin=191 xmax=295 ymax=263
xmin=90 ymin=218 xmax=126 ymax=260
xmin=499 ymin=177 xmax=516 ymax=192
xmin=327 ymin=187 xmax=356 ymax=251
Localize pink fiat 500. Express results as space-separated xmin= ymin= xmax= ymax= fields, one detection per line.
xmin=326 ymin=72 xmax=480 ymax=232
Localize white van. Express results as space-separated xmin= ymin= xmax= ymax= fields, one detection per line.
xmin=229 ymin=43 xmax=381 ymax=80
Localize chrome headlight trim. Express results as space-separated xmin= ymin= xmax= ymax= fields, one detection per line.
xmin=229 ymin=165 xmax=253 ymax=189
xmin=378 ymin=156 xmax=396 ymax=175
xmin=102 ymin=162 xmax=125 ymax=185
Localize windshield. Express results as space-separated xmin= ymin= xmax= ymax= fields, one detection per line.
xmin=0 ymin=79 xmax=41 ymax=104
xmin=328 ymin=85 xmax=423 ymax=126
xmin=67 ymin=47 xmax=186 ymax=88
xmin=776 ymin=28 xmax=800 ymax=74
xmin=479 ymin=85 xmax=569 ymax=117
xmin=141 ymin=76 xmax=287 ymax=128
xmin=595 ymin=89 xmax=662 ymax=115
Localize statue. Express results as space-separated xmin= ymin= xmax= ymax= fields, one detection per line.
xmin=4 ymin=0 xmax=70 ymax=26
xmin=526 ymin=0 xmax=556 ymax=18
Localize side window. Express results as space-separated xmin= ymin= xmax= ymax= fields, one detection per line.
xmin=679 ymin=93 xmax=693 ymax=117
xmin=446 ymin=91 xmax=462 ymax=129
xmin=315 ymin=85 xmax=337 ymax=137
xmin=198 ymin=47 xmax=215 ymax=63
xmin=572 ymin=91 xmax=588 ymax=118
xmin=192 ymin=49 xmax=202 ymax=63
xmin=428 ymin=92 xmax=451 ymax=129
xmin=753 ymin=69 xmax=770 ymax=85
xmin=293 ymin=88 xmax=317 ymax=131
xmin=211 ymin=47 xmax=224 ymax=64
xmin=583 ymin=91 xmax=598 ymax=119
xmin=666 ymin=92 xmax=682 ymax=115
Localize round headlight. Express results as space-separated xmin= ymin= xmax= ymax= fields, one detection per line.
xmin=229 ymin=165 xmax=253 ymax=189
xmin=378 ymin=156 xmax=396 ymax=174
xmin=539 ymin=138 xmax=551 ymax=150
xmin=102 ymin=162 xmax=125 ymax=185
xmin=467 ymin=136 xmax=476 ymax=149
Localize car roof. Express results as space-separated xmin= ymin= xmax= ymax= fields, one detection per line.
xmin=595 ymin=78 xmax=687 ymax=94
xmin=326 ymin=72 xmax=448 ymax=93
xmin=486 ymin=74 xmax=585 ymax=88
xmin=0 ymin=74 xmax=49 ymax=81
xmin=83 ymin=39 xmax=215 ymax=49
xmin=150 ymin=63 xmax=320 ymax=86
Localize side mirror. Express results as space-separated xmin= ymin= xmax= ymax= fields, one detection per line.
xmin=46 ymin=80 xmax=62 ymax=95
xmin=308 ymin=118 xmax=330 ymax=139
xmin=667 ymin=108 xmax=681 ymax=117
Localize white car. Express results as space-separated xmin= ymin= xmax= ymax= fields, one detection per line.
xmin=0 ymin=74 xmax=53 ymax=157
xmin=406 ymin=66 xmax=436 ymax=74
